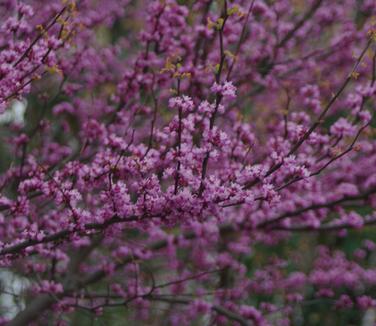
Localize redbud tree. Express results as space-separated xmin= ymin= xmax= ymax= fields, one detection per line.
xmin=0 ymin=0 xmax=376 ymax=325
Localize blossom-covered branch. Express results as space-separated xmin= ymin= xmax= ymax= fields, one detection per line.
xmin=1 ymin=0 xmax=376 ymax=325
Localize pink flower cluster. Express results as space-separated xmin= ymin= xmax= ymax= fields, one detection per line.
xmin=0 ymin=0 xmax=376 ymax=325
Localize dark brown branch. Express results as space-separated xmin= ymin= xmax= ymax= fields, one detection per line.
xmin=276 ymin=0 xmax=323 ymax=49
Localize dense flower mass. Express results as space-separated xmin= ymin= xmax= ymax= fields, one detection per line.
xmin=0 ymin=0 xmax=376 ymax=325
